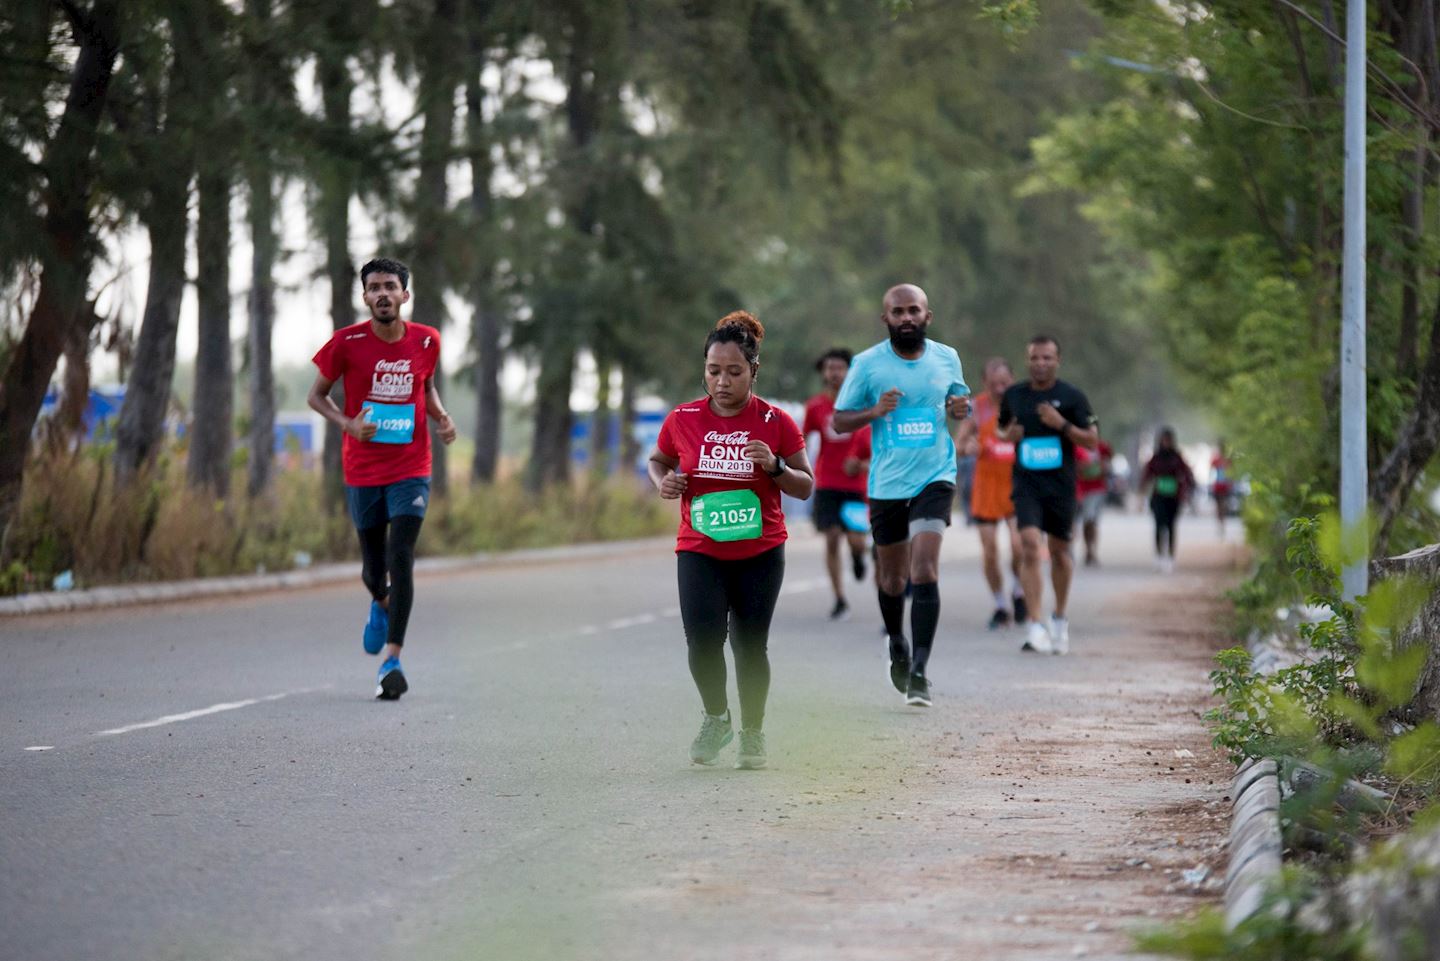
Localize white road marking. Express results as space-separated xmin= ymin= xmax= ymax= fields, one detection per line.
xmin=24 ymin=746 xmax=54 ymax=752
xmin=95 ymin=687 xmax=328 ymax=737
xmin=578 ymin=624 xmax=600 ymax=636
xmin=606 ymin=613 xmax=658 ymax=630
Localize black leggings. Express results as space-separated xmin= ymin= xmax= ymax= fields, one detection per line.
xmin=358 ymin=515 xmax=424 ymax=648
xmin=1151 ymin=496 xmax=1180 ymax=557
xmin=676 ymin=545 xmax=785 ymax=731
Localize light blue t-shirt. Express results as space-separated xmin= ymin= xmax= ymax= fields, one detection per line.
xmin=833 ymin=339 xmax=969 ymax=500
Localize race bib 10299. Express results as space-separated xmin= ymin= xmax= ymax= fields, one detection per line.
xmin=361 ymin=401 xmax=416 ymax=444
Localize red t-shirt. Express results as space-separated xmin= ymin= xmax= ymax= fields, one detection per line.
xmin=312 ymin=321 xmax=441 ymax=487
xmin=1074 ymin=440 xmax=1113 ymax=497
xmin=848 ymin=426 xmax=872 ymax=487
xmin=656 ymin=394 xmax=805 ymax=560
xmin=802 ymin=393 xmax=867 ymax=495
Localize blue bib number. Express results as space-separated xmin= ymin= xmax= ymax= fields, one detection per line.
xmin=361 ymin=402 xmax=416 ymax=444
xmin=1019 ymin=436 xmax=1063 ymax=471
xmin=891 ymin=407 xmax=939 ymax=449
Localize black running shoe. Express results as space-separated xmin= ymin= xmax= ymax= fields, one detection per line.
xmin=851 ymin=551 xmax=866 ymax=581
xmin=987 ymin=608 xmax=1011 ymax=630
xmin=829 ymin=598 xmax=851 ymax=621
xmin=905 ymin=672 xmax=931 ymax=707
xmin=1012 ymin=594 xmax=1028 ymax=625
xmin=888 ymin=635 xmax=911 ymax=693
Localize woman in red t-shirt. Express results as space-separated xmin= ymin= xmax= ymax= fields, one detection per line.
xmin=648 ymin=312 xmax=814 ymax=770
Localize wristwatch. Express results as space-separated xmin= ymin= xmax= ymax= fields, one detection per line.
xmin=765 ymin=458 xmax=786 ymax=477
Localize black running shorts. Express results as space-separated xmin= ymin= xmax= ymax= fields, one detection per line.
xmin=812 ymin=488 xmax=866 ymax=532
xmin=869 ymin=481 xmax=955 ymax=547
xmin=1012 ymin=483 xmax=1075 ymax=541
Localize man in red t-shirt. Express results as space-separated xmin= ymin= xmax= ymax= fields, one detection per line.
xmin=1073 ymin=439 xmax=1113 ymax=567
xmin=802 ymin=348 xmax=869 ymax=621
xmin=307 ymin=257 xmax=457 ymax=701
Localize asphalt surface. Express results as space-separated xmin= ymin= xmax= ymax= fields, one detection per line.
xmin=2 ymin=510 xmax=1238 ymax=960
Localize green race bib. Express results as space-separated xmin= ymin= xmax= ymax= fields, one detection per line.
xmin=690 ymin=489 xmax=763 ymax=542
xmin=1155 ymin=475 xmax=1179 ymax=497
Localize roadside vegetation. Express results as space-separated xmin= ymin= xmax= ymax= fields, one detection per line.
xmin=0 ymin=442 xmax=670 ymax=596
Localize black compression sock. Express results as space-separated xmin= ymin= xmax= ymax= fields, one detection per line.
xmin=878 ymin=589 xmax=906 ymax=638
xmin=910 ymin=581 xmax=940 ymax=673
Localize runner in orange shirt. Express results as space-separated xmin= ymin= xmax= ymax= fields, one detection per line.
xmin=956 ymin=358 xmax=1024 ymax=630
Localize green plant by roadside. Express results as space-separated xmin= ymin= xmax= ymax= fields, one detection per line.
xmin=2 ymin=444 xmax=673 ymax=596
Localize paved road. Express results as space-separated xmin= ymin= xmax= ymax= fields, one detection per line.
xmin=2 ymin=510 xmax=1239 ymax=960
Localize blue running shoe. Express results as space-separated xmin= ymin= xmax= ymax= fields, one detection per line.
xmin=363 ymin=600 xmax=388 ymax=655
xmin=376 ymin=657 xmax=407 ymax=700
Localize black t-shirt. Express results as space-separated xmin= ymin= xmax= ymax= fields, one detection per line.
xmin=998 ymin=379 xmax=1097 ymax=493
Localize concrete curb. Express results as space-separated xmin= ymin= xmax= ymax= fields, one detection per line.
xmin=1222 ymin=627 xmax=1294 ymax=929
xmin=0 ymin=536 xmax=672 ymax=617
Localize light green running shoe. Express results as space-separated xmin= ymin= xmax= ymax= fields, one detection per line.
xmin=689 ymin=710 xmax=733 ymax=765
xmin=735 ymin=728 xmax=767 ymax=770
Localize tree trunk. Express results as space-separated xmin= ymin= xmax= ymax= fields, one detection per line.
xmin=56 ymin=308 xmax=93 ymax=445
xmin=528 ymin=354 xmax=575 ymax=492
xmin=115 ymin=184 xmax=190 ymax=483
xmin=590 ymin=357 xmax=611 ymax=475
xmin=246 ymin=164 xmax=277 ymax=499
xmin=619 ymin=368 xmax=639 ymax=476
xmin=318 ymin=35 xmax=355 ymax=511
xmin=411 ymin=0 xmax=460 ymax=497
xmin=188 ymin=166 xmax=234 ymax=495
xmin=244 ymin=0 xmax=278 ymax=500
xmin=0 ymin=0 xmax=122 ymax=552
xmin=466 ymin=40 xmax=502 ymax=485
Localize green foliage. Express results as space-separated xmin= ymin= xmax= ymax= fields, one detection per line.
xmin=2 ymin=443 xmax=671 ymax=596
xmin=1135 ymin=868 xmax=1367 ymax=960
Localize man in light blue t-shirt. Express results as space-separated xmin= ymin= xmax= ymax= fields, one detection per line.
xmin=833 ymin=284 xmax=970 ymax=708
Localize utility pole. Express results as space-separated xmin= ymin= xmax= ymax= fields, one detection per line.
xmin=1340 ymin=0 xmax=1367 ymax=600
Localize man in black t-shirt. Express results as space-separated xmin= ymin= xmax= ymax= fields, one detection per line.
xmin=997 ymin=335 xmax=1099 ymax=656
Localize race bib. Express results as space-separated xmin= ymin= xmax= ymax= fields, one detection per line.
xmin=983 ymin=436 xmax=1015 ymax=463
xmin=1155 ymin=475 xmax=1179 ymax=497
xmin=839 ymin=499 xmax=870 ymax=534
xmin=690 ymin=489 xmax=763 ymax=542
xmin=1019 ymin=436 xmax=1063 ymax=471
xmin=1080 ymin=459 xmax=1104 ymax=481
xmin=361 ymin=401 xmax=416 ymax=444
xmin=891 ymin=407 xmax=939 ymax=449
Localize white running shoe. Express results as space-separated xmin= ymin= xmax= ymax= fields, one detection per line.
xmin=1021 ymin=620 xmax=1053 ymax=654
xmin=1050 ymin=616 xmax=1070 ymax=655
xmin=1160 ymin=556 xmax=1175 ymax=574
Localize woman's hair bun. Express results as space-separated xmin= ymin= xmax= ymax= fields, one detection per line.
xmin=715 ymin=310 xmax=764 ymax=344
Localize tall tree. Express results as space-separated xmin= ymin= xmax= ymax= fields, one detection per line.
xmin=298 ymin=0 xmax=374 ymax=509
xmin=243 ymin=0 xmax=288 ymax=499
xmin=407 ymin=0 xmax=463 ymax=497
xmin=187 ymin=0 xmax=240 ymax=495
xmin=114 ymin=2 xmax=204 ymax=483
xmin=0 ymin=0 xmax=124 ymax=550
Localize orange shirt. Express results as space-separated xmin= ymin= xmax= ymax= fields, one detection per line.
xmin=970 ymin=393 xmax=1015 ymax=521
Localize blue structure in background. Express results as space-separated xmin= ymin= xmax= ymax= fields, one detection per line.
xmin=39 ymin=385 xmax=126 ymax=442
xmin=569 ymin=410 xmax=666 ymax=473
xmin=40 ymin=386 xmax=319 ymax=463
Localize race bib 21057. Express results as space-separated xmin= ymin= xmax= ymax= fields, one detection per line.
xmin=690 ymin=489 xmax=762 ymax=542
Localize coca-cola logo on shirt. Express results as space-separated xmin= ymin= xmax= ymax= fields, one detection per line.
xmin=698 ymin=429 xmax=754 ymax=478
xmin=704 ymin=430 xmax=750 ymax=445
xmin=370 ymin=358 xmax=416 ymax=401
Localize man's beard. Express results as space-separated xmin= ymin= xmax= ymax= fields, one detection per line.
xmin=888 ymin=324 xmax=926 ymax=351
xmin=373 ymin=306 xmax=397 ymax=323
